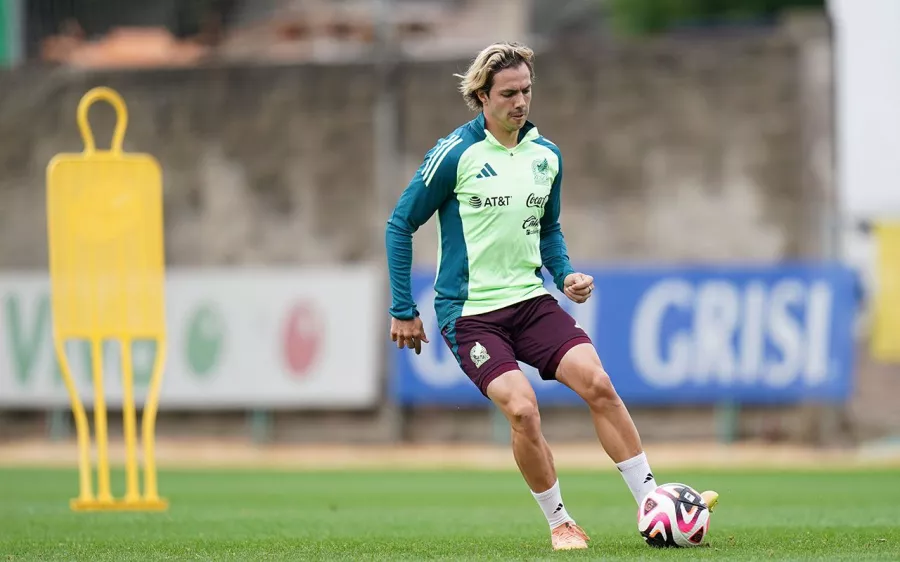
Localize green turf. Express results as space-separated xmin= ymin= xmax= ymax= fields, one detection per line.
xmin=1 ymin=467 xmax=899 ymax=560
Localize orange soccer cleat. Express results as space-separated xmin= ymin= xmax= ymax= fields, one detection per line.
xmin=551 ymin=521 xmax=590 ymax=551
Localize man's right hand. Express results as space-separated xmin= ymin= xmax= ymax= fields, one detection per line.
xmin=390 ymin=316 xmax=430 ymax=355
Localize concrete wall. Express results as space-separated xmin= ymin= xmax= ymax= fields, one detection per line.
xmin=0 ymin=15 xmax=831 ymax=271
xmin=0 ymin=63 xmax=380 ymax=267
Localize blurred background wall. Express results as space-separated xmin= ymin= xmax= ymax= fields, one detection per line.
xmin=1 ymin=0 xmax=898 ymax=452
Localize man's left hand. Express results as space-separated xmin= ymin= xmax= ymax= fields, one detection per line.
xmin=564 ymin=273 xmax=594 ymax=304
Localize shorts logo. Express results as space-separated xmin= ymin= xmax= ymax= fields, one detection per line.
xmin=470 ymin=342 xmax=491 ymax=368
xmin=532 ymin=158 xmax=553 ymax=186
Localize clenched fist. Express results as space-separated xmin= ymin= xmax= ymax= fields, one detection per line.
xmin=564 ymin=273 xmax=594 ymax=304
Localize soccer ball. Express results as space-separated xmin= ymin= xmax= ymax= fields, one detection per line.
xmin=637 ymin=483 xmax=710 ymax=548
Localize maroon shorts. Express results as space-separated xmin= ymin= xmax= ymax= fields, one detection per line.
xmin=441 ymin=294 xmax=593 ymax=396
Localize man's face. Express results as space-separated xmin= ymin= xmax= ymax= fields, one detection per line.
xmin=479 ymin=63 xmax=532 ymax=133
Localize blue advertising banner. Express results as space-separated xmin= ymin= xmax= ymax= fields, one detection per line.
xmin=390 ymin=264 xmax=858 ymax=406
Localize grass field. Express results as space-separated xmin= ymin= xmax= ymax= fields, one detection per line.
xmin=2 ymin=467 xmax=899 ymax=561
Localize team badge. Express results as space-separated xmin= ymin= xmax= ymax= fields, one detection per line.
xmin=532 ymin=157 xmax=553 ymax=186
xmin=470 ymin=342 xmax=491 ymax=368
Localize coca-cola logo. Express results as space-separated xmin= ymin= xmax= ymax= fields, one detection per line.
xmin=526 ymin=193 xmax=548 ymax=208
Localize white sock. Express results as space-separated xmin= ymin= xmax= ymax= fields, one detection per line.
xmin=531 ymin=480 xmax=573 ymax=529
xmin=616 ymin=451 xmax=657 ymax=505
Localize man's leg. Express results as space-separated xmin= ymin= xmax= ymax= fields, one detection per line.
xmin=510 ymin=295 xmax=656 ymax=505
xmin=555 ymin=343 xmax=719 ymax=511
xmin=485 ymin=370 xmax=589 ymax=550
xmin=554 ymin=343 xmax=657 ymax=504
xmin=485 ymin=370 xmax=556 ymax=492
xmin=511 ymin=295 xmax=719 ymax=511
xmin=445 ymin=311 xmax=589 ymax=549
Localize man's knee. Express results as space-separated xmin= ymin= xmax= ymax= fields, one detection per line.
xmin=486 ymin=370 xmax=542 ymax=431
xmin=557 ymin=345 xmax=621 ymax=407
xmin=505 ymin=397 xmax=541 ymax=432
xmin=577 ymin=367 xmax=620 ymax=408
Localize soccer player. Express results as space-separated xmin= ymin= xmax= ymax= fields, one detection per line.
xmin=385 ymin=42 xmax=718 ymax=551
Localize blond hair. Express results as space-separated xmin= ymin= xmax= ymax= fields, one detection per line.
xmin=455 ymin=42 xmax=535 ymax=112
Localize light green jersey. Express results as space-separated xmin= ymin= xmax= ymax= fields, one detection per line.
xmin=386 ymin=113 xmax=575 ymax=332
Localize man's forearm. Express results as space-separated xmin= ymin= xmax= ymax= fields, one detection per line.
xmin=540 ymin=225 xmax=575 ymax=291
xmin=385 ymin=219 xmax=418 ymax=319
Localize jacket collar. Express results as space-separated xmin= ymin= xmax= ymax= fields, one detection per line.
xmin=474 ymin=112 xmax=539 ymax=149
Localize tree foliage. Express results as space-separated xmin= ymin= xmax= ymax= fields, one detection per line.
xmin=605 ymin=0 xmax=826 ymax=36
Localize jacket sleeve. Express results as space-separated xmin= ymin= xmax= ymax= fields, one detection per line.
xmin=385 ymin=138 xmax=460 ymax=319
xmin=539 ymin=148 xmax=576 ymax=292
